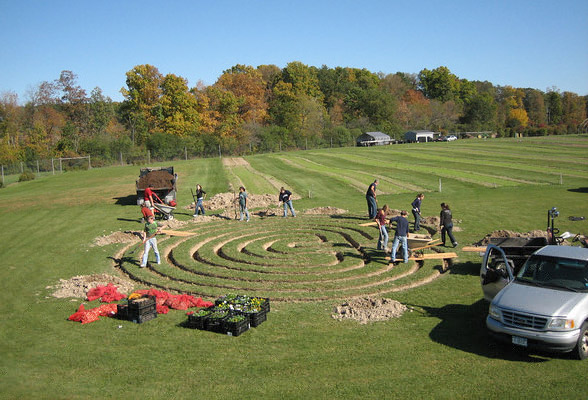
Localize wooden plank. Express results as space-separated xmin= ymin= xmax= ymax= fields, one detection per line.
xmin=462 ymin=246 xmax=487 ymax=252
xmin=160 ymin=229 xmax=196 ymax=237
xmin=387 ymin=252 xmax=457 ymax=261
xmin=359 ymin=221 xmax=377 ymax=227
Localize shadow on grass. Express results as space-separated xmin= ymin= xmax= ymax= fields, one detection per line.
xmin=568 ymin=187 xmax=588 ymax=193
xmin=446 ymin=260 xmax=482 ymax=277
xmin=409 ymin=299 xmax=550 ymax=362
xmin=113 ymin=195 xmax=137 ymax=206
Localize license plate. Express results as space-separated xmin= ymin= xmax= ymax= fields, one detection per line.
xmin=512 ymin=336 xmax=528 ymax=347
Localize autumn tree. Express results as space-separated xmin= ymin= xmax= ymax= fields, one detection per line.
xmin=158 ymin=74 xmax=200 ymax=136
xmin=418 ymin=66 xmax=461 ymax=102
xmin=523 ymin=88 xmax=547 ymax=126
xmin=121 ymin=64 xmax=163 ymax=142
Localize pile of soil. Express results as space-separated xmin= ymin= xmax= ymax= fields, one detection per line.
xmin=332 ymin=297 xmax=408 ymax=324
xmin=189 ymin=192 xmax=280 ymax=212
xmin=93 ymin=231 xmax=141 ymax=246
xmin=476 ymin=230 xmax=548 ymax=245
xmin=137 ymin=170 xmax=174 ymax=189
xmin=49 ymin=274 xmax=135 ymax=299
xmin=304 ymin=207 xmax=347 ymax=215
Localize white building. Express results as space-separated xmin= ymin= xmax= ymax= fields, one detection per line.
xmin=404 ymin=130 xmax=435 ymax=143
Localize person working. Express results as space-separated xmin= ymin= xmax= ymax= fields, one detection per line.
xmin=366 ymin=179 xmax=378 ymax=219
xmin=238 ymin=186 xmax=250 ymax=222
xmin=390 ymin=210 xmax=410 ymax=264
xmin=411 ymin=193 xmax=425 ymax=231
xmin=375 ymin=205 xmax=390 ymax=252
xmin=439 ymin=202 xmax=458 ymax=248
xmin=144 ymin=184 xmax=156 ymax=208
xmin=140 ymin=215 xmax=161 ymax=268
xmin=193 ymin=184 xmax=206 ymax=217
xmin=279 ymin=187 xmax=296 ymax=217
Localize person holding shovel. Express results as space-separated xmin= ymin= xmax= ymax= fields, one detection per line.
xmin=238 ymin=186 xmax=250 ymax=222
xmin=411 ymin=193 xmax=425 ymax=231
xmin=140 ymin=214 xmax=161 ymax=268
xmin=279 ymin=187 xmax=296 ymax=217
xmin=193 ymin=184 xmax=206 ymax=217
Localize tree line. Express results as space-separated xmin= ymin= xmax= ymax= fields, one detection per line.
xmin=1 ymin=63 xmax=586 ymax=165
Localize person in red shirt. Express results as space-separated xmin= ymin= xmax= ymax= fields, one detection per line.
xmin=144 ymin=184 xmax=155 ymax=208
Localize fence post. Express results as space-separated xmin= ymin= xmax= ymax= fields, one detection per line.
xmin=218 ymin=144 xmax=221 ymax=158
xmin=1 ymin=165 xmax=4 ymax=186
xmin=88 ymin=155 xmax=92 ymax=169
xmin=21 ymin=162 xmax=24 ymax=174
xmin=185 ymin=147 xmax=187 ymax=161
xmin=59 ymin=158 xmax=62 ymax=173
xmin=147 ymin=150 xmax=151 ymax=164
xmin=51 ymin=158 xmax=55 ymax=175
xmin=120 ymin=152 xmax=123 ymax=166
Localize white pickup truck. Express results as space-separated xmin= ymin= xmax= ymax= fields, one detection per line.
xmin=483 ymin=245 xmax=588 ymax=359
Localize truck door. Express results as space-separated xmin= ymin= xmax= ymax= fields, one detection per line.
xmin=480 ymin=244 xmax=515 ymax=301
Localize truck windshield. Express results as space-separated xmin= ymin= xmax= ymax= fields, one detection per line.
xmin=516 ymin=255 xmax=588 ymax=291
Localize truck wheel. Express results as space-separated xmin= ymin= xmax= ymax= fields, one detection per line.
xmin=574 ymin=322 xmax=588 ymax=360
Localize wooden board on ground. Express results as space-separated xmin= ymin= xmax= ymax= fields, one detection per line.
xmin=387 ymin=252 xmax=457 ymax=262
xmin=160 ymin=229 xmax=196 ymax=237
xmin=462 ymin=246 xmax=488 ymax=252
xmin=359 ymin=221 xmax=381 ymax=227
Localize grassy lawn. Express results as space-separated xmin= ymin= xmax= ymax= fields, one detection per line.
xmin=1 ymin=136 xmax=587 ymax=399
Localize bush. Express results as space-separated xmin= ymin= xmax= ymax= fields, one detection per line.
xmin=18 ymin=172 xmax=35 ymax=182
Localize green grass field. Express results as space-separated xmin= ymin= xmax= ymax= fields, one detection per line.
xmin=1 ymin=136 xmax=588 ymax=399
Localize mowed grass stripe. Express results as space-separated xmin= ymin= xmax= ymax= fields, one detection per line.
xmin=320 ymin=151 xmax=515 ymax=188
xmin=247 ymin=155 xmax=355 ymax=203
xmin=362 ymin=150 xmax=554 ymax=185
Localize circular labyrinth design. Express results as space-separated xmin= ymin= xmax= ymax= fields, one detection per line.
xmin=115 ymin=215 xmax=447 ymax=302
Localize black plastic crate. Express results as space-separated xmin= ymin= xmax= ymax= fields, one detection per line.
xmin=246 ymin=310 xmax=267 ymax=327
xmin=129 ymin=310 xmax=157 ymax=324
xmin=187 ymin=313 xmax=210 ymax=330
xmin=128 ymin=295 xmax=156 ymax=315
xmin=116 ymin=304 xmax=128 ymax=320
xmin=260 ymin=298 xmax=270 ymax=313
xmin=205 ymin=311 xmax=230 ymax=333
xmin=223 ymin=316 xmax=250 ymax=337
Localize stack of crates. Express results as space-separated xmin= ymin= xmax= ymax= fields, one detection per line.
xmin=117 ymin=295 xmax=157 ymax=323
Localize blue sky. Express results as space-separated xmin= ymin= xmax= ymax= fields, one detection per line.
xmin=1 ymin=0 xmax=587 ymax=103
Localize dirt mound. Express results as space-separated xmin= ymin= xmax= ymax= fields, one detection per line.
xmin=189 ymin=192 xmax=279 ymax=211
xmin=93 ymin=231 xmax=141 ymax=246
xmin=160 ymin=219 xmax=189 ymax=229
xmin=332 ymin=297 xmax=408 ymax=324
xmin=137 ymin=170 xmax=174 ymax=189
xmin=304 ymin=207 xmax=347 ymax=215
xmin=49 ymin=274 xmax=135 ymax=299
xmin=476 ymin=230 xmax=548 ymax=245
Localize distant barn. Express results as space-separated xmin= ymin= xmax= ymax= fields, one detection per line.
xmin=356 ymin=131 xmax=391 ymax=147
xmin=404 ymin=130 xmax=435 ymax=143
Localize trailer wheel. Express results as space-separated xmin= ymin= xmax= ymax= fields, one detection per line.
xmin=574 ymin=322 xmax=588 ymax=360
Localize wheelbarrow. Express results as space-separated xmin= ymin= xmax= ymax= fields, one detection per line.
xmin=405 ymin=233 xmax=442 ymax=258
xmin=153 ymin=202 xmax=176 ymax=220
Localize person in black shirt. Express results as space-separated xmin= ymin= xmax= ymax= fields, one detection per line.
xmin=411 ymin=193 xmax=425 ymax=231
xmin=279 ymin=187 xmax=296 ymax=217
xmin=366 ymin=179 xmax=378 ymax=219
xmin=193 ymin=184 xmax=206 ymax=217
xmin=390 ymin=210 xmax=410 ymax=264
xmin=439 ymin=202 xmax=457 ymax=247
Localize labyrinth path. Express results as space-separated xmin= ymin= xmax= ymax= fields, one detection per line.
xmin=116 ymin=215 xmax=448 ymax=302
